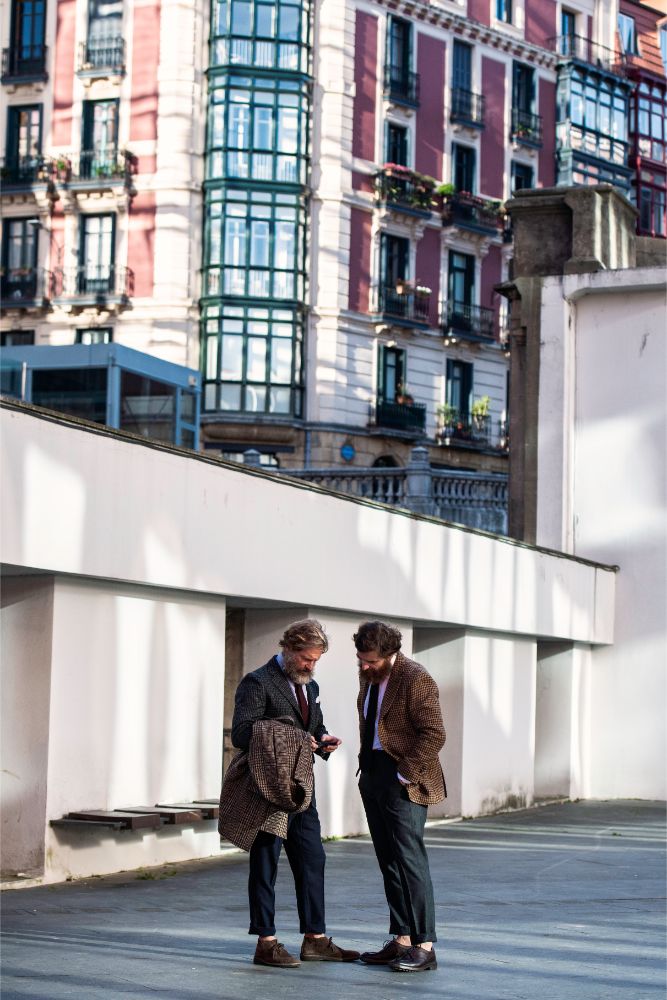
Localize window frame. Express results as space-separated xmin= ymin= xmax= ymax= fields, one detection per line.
xmin=378 ymin=344 xmax=406 ymax=403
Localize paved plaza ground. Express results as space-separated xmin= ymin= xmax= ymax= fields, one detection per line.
xmin=1 ymin=800 xmax=665 ymax=1000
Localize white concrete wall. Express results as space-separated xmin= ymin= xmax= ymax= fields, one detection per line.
xmin=536 ymin=266 xmax=667 ymax=801
xmin=0 ymin=401 xmax=618 ymax=883
xmin=41 ymin=578 xmax=226 ymax=882
xmin=1 ymin=577 xmax=54 ymax=878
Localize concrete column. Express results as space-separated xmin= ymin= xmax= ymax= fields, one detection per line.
xmin=535 ymin=642 xmax=592 ymax=801
xmin=405 ymin=445 xmax=433 ymax=516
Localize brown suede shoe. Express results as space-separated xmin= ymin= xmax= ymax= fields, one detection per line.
xmin=389 ymin=945 xmax=437 ymax=972
xmin=253 ymin=939 xmax=301 ymax=968
xmin=300 ymin=935 xmax=360 ymax=962
xmin=360 ymin=939 xmax=412 ymax=964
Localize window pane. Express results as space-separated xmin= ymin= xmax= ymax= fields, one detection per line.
xmin=270 ymin=338 xmax=292 ymax=382
xmin=221 ymin=334 xmax=243 ymax=378
xmin=247 ymin=337 xmax=266 ymax=380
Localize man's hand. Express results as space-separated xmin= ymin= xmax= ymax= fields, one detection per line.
xmin=309 ymin=734 xmax=342 ymax=754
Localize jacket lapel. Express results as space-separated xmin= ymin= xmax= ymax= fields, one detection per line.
xmin=266 ymin=658 xmax=302 ymax=722
xmin=378 ymin=653 xmax=404 ymax=721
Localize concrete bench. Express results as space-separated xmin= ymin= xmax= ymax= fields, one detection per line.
xmin=50 ymin=800 xmax=219 ymax=832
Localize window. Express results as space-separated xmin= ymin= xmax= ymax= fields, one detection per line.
xmin=386 ymin=122 xmax=408 ymax=166
xmin=87 ymin=0 xmax=122 ymax=44
xmin=1 ymin=218 xmax=38 ymax=300
xmin=1 ymin=329 xmax=35 ymax=346
xmin=495 ymin=0 xmax=511 ymax=24
xmin=561 ymin=10 xmax=576 ymax=55
xmin=448 ymin=251 xmax=475 ymax=310
xmin=380 ymin=233 xmax=409 ymax=290
xmin=205 ymin=190 xmax=305 ymax=301
xmin=6 ymin=105 xmax=42 ymax=179
xmin=446 ymin=359 xmax=473 ymax=419
xmin=513 ymin=63 xmax=534 ymax=115
xmin=661 ymin=26 xmax=667 ymax=70
xmin=75 ymin=327 xmax=113 ymax=344
xmin=8 ymin=0 xmax=46 ymax=76
xmin=208 ymin=77 xmax=310 ymax=186
xmin=638 ymin=170 xmax=666 ymax=237
xmin=211 ymin=0 xmax=312 ymax=74
xmin=511 ymin=161 xmax=534 ymax=191
xmin=618 ymin=13 xmax=636 ymax=54
xmin=202 ymin=302 xmax=303 ymax=416
xmin=81 ymin=100 xmax=119 ymax=177
xmin=218 ymin=450 xmax=280 ymax=467
xmin=568 ymin=69 xmax=629 ymax=172
xmin=453 ymin=144 xmax=476 ymax=193
xmin=385 ymin=17 xmax=417 ymax=104
xmin=452 ymin=41 xmax=472 ymax=91
xmin=31 ymin=367 xmax=109 ymax=423
xmin=79 ymin=215 xmax=115 ymax=293
xmin=635 ymin=81 xmax=667 ymax=165
xmin=378 ymin=345 xmax=406 ymax=403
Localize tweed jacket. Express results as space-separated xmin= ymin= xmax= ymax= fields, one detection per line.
xmin=357 ymin=651 xmax=446 ymax=806
xmin=218 ymin=717 xmax=313 ymax=851
xmin=231 ymin=656 xmax=329 ymax=751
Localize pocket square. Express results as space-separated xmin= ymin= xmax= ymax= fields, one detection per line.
xmin=315 ymin=696 xmax=320 ymax=704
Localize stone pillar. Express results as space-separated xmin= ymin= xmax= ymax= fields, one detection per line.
xmin=404 ymin=445 xmax=433 ymax=516
xmin=535 ymin=643 xmax=592 ymax=801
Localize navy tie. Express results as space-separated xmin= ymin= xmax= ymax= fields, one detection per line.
xmin=360 ymin=683 xmax=379 ymax=771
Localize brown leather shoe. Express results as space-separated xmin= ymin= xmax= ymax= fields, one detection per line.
xmin=253 ymin=939 xmax=301 ymax=968
xmin=389 ymin=945 xmax=437 ymax=972
xmin=300 ymin=935 xmax=360 ymax=962
xmin=359 ymin=938 xmax=412 ymax=965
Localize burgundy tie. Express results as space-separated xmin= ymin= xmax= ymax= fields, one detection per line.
xmin=296 ymin=684 xmax=309 ymax=726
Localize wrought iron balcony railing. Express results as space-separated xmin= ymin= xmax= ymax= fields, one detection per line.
xmin=0 ymin=267 xmax=52 ymax=306
xmin=510 ymin=109 xmax=543 ymax=147
xmin=443 ymin=301 xmax=496 ymax=342
xmin=436 ymin=410 xmax=492 ymax=446
xmin=441 ymin=193 xmax=505 ymax=234
xmin=375 ymin=399 xmax=426 ymax=433
xmin=54 ymin=149 xmax=137 ymax=187
xmin=52 ymin=265 xmax=134 ymax=301
xmin=2 ymin=44 xmax=48 ymax=82
xmin=547 ymin=34 xmax=627 ymax=73
xmin=383 ymin=67 xmax=420 ymax=107
xmin=78 ymin=35 xmax=126 ymax=74
xmin=1 ymin=155 xmax=56 ymax=187
xmin=374 ymin=166 xmax=435 ymax=213
xmin=450 ymin=88 xmax=485 ymax=127
xmin=378 ymin=284 xmax=431 ymax=324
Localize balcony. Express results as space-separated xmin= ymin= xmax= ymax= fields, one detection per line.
xmin=375 ymin=398 xmax=426 ymax=433
xmin=510 ymin=110 xmax=543 ymax=148
xmin=0 ymin=267 xmax=52 ymax=310
xmin=374 ymin=165 xmax=435 ymax=215
xmin=383 ymin=67 xmax=420 ymax=108
xmin=443 ymin=301 xmax=496 ymax=343
xmin=441 ymin=192 xmax=505 ymax=236
xmin=450 ymin=88 xmax=485 ymax=128
xmin=52 ymin=265 xmax=134 ymax=309
xmin=377 ymin=284 xmax=431 ymax=325
xmin=55 ymin=149 xmax=136 ymax=189
xmin=1 ymin=44 xmax=48 ymax=84
xmin=547 ymin=34 xmax=627 ymax=74
xmin=77 ymin=35 xmax=126 ymax=77
xmin=436 ymin=410 xmax=498 ymax=450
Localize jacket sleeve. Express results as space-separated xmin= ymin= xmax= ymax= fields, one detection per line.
xmin=395 ymin=674 xmax=446 ymax=784
xmin=231 ymin=673 xmax=267 ymax=751
xmin=310 ymin=681 xmax=330 ymax=759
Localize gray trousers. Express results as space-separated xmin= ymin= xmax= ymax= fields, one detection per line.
xmin=359 ymin=750 xmax=437 ymax=945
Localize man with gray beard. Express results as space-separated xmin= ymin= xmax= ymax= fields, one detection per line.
xmin=231 ymin=618 xmax=360 ymax=968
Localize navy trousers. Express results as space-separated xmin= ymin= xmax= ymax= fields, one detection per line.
xmin=248 ymin=794 xmax=326 ymax=937
xmin=359 ymin=750 xmax=437 ymax=945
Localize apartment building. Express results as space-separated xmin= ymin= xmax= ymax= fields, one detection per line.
xmin=1 ymin=0 xmax=665 ymax=474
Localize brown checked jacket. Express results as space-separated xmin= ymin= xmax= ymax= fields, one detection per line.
xmin=357 ymin=651 xmax=446 ymax=806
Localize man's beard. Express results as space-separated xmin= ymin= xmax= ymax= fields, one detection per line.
xmin=358 ymin=658 xmax=393 ymax=685
xmin=283 ymin=650 xmax=314 ymax=686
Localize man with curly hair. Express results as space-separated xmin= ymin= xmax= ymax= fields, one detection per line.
xmin=354 ymin=620 xmax=446 ymax=973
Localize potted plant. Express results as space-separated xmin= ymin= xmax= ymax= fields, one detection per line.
xmin=395 ymin=278 xmax=413 ymax=296
xmin=396 ymin=382 xmax=414 ymax=405
xmin=471 ymin=395 xmax=491 ymax=432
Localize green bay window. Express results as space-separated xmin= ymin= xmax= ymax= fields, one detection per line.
xmin=212 ymin=0 xmax=311 ymax=74
xmin=207 ymin=76 xmax=309 ymax=186
xmin=203 ymin=302 xmax=303 ymax=415
xmin=204 ymin=188 xmax=306 ymax=301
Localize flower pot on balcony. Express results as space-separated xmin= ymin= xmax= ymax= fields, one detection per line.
xmin=395 ymin=280 xmax=412 ymax=296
